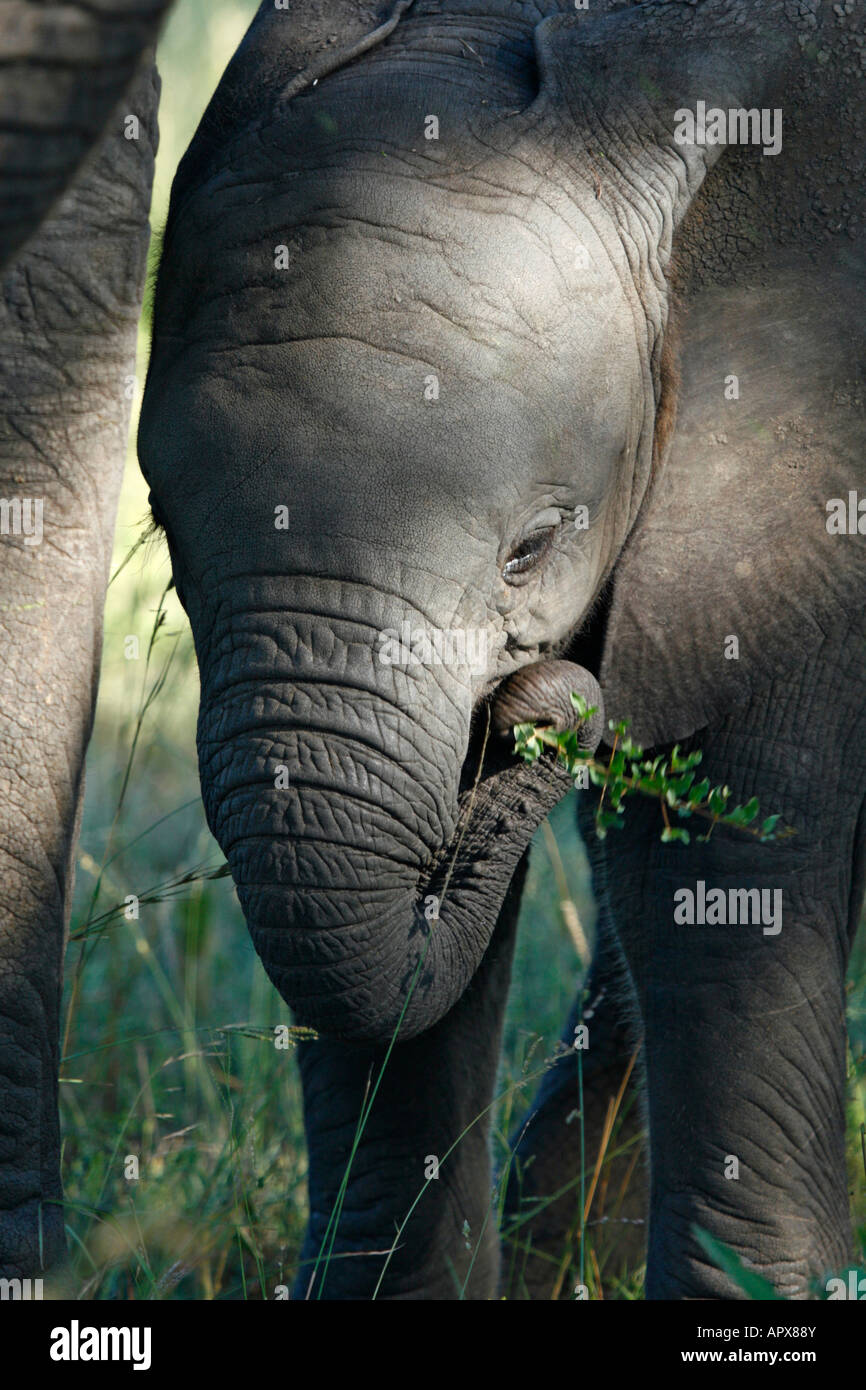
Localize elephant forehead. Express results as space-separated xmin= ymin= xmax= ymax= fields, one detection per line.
xmin=158 ymin=52 xmax=644 ymax=385
xmin=151 ymin=162 xmax=641 ymax=457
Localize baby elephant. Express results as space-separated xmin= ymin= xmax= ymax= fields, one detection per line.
xmin=133 ymin=0 xmax=865 ymax=1298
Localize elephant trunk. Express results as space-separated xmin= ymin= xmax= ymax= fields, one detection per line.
xmin=194 ymin=578 xmax=602 ymax=1043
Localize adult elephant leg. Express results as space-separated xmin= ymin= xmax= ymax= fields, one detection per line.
xmin=0 ymin=67 xmax=158 ymax=1279
xmin=502 ymin=837 xmax=646 ymax=1301
xmin=0 ymin=0 xmax=172 ymax=268
xmin=610 ymin=644 xmax=865 ymax=1300
xmin=294 ymin=863 xmax=526 ymax=1301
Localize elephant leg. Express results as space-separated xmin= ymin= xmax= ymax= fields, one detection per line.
xmin=610 ymin=654 xmax=865 ymax=1299
xmin=293 ymin=862 xmax=527 ymax=1301
xmin=0 ymin=1 xmax=171 ymax=268
xmin=0 ymin=68 xmax=159 ymax=1279
xmin=501 ymin=821 xmax=647 ymax=1300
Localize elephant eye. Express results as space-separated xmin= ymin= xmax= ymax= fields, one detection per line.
xmin=502 ymin=526 xmax=556 ymax=584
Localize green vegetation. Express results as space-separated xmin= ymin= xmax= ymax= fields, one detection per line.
xmin=515 ymin=695 xmax=794 ymax=846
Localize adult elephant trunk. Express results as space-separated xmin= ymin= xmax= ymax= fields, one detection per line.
xmin=193 ymin=576 xmax=602 ymax=1043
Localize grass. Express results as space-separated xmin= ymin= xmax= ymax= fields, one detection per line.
xmin=54 ymin=0 xmax=866 ymax=1301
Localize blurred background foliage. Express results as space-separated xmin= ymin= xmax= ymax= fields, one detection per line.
xmin=60 ymin=0 xmax=866 ymax=1300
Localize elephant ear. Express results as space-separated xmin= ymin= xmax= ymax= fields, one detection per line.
xmin=170 ymin=0 xmax=408 ymax=201
xmin=526 ymin=0 xmax=800 ymax=248
xmin=598 ymin=255 xmax=866 ymax=747
xmin=526 ymin=3 xmax=863 ymax=747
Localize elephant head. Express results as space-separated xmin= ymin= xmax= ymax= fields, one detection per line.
xmin=138 ymin=0 xmax=799 ymax=1044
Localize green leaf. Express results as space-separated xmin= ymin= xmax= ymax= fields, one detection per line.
xmin=557 ymin=730 xmax=580 ymax=763
xmin=569 ymin=692 xmax=598 ymax=722
xmin=595 ymin=808 xmax=624 ymax=838
xmin=609 ymin=749 xmax=626 ymax=777
xmin=660 ymin=827 xmax=690 ymax=845
xmin=667 ymin=772 xmax=696 ymax=798
xmin=692 ymin=1227 xmax=784 ymax=1301
xmin=761 ymin=814 xmax=781 ymax=837
xmin=639 ymin=774 xmax=665 ymax=795
xmin=708 ymin=785 xmax=731 ymax=814
xmin=688 ymin=778 xmax=710 ymax=806
xmin=671 ymin=745 xmax=703 ymax=772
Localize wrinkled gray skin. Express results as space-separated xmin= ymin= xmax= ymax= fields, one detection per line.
xmin=0 ymin=2 xmax=171 ymax=1280
xmin=137 ymin=0 xmax=866 ymax=1299
xmin=1 ymin=0 xmax=863 ymax=1302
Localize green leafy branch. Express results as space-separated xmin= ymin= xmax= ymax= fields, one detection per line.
xmin=513 ymin=693 xmax=794 ymax=847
